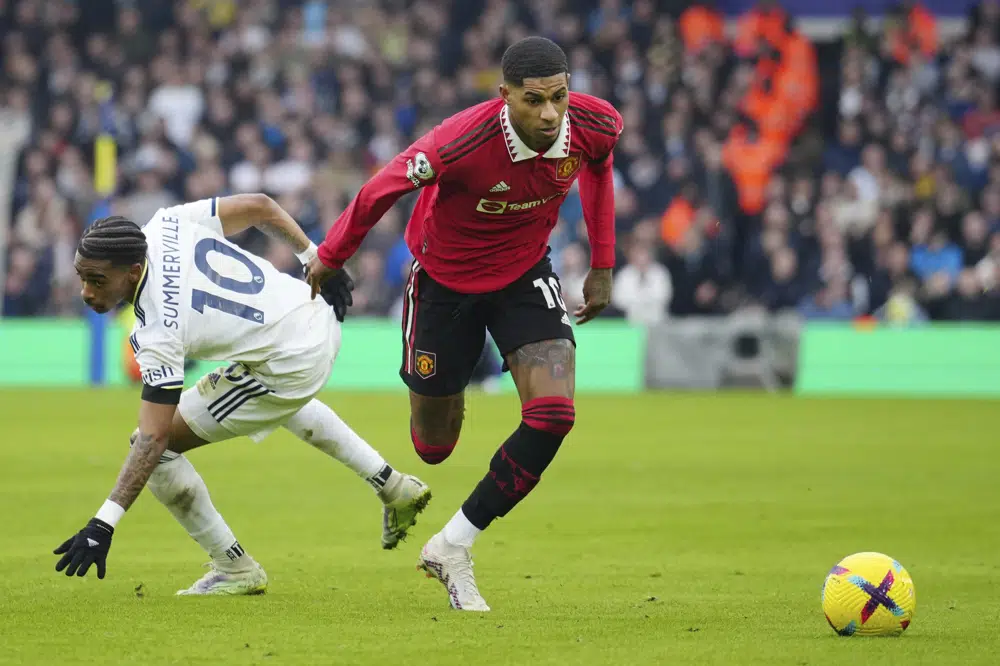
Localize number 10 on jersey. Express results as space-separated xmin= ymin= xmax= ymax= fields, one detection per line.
xmin=191 ymin=238 xmax=267 ymax=324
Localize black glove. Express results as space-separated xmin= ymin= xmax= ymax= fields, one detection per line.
xmin=54 ymin=518 xmax=114 ymax=579
xmin=317 ymin=268 xmax=354 ymax=322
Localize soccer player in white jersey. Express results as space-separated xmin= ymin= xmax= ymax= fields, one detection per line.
xmin=53 ymin=194 xmax=432 ymax=595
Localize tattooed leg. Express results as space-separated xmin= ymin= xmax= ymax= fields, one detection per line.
xmin=441 ymin=339 xmax=577 ymax=541
xmin=506 ymin=339 xmax=576 ymax=403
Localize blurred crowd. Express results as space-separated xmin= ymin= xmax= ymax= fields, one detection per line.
xmin=4 ymin=0 xmax=1000 ymax=325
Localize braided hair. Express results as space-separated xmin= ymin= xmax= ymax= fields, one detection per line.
xmin=77 ymin=216 xmax=147 ymax=266
xmin=501 ymin=37 xmax=569 ymax=86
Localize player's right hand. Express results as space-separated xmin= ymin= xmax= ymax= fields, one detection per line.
xmin=320 ymin=269 xmax=355 ymax=322
xmin=305 ymin=256 xmax=335 ymax=300
xmin=305 ymin=257 xmax=355 ymax=321
xmin=53 ymin=518 xmax=114 ymax=579
xmin=308 ymin=264 xmax=355 ymax=323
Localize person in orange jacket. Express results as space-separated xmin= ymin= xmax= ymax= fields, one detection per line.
xmin=679 ymin=1 xmax=725 ymax=55
xmin=734 ymin=0 xmax=788 ymax=59
xmin=723 ymin=122 xmax=786 ymax=216
xmin=885 ymin=1 xmax=938 ymax=65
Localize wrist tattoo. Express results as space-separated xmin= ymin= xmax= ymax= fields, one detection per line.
xmin=108 ymin=432 xmax=163 ymax=510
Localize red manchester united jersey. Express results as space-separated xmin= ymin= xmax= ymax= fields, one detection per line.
xmin=318 ymin=92 xmax=623 ymax=294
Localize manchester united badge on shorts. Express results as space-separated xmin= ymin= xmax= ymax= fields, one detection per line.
xmin=414 ymin=350 xmax=437 ymax=379
xmin=555 ymin=153 xmax=582 ymax=180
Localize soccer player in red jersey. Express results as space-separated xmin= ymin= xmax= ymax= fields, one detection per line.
xmin=306 ymin=36 xmax=622 ymax=611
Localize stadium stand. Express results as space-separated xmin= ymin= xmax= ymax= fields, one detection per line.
xmin=3 ymin=0 xmax=1000 ymax=325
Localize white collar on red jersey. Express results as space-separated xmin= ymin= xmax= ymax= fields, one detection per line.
xmin=500 ymin=103 xmax=571 ymax=162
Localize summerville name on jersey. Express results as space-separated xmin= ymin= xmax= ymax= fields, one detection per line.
xmin=158 ymin=215 xmax=182 ymax=330
xmin=131 ymin=198 xmax=333 ymax=391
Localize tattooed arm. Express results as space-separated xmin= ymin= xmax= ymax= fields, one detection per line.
xmin=574 ymin=268 xmax=613 ymax=325
xmin=217 ymin=192 xmax=357 ymax=312
xmin=217 ymin=193 xmax=312 ymax=255
xmin=107 ymin=400 xmax=175 ymax=511
xmin=50 ymin=399 xmax=176 ymax=580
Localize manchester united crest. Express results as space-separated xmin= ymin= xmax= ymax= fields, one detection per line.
xmin=555 ymin=154 xmax=582 ymax=180
xmin=414 ymin=350 xmax=436 ymax=379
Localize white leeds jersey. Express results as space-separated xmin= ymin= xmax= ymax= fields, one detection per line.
xmin=130 ymin=198 xmax=334 ymax=392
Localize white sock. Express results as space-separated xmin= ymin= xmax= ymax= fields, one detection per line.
xmin=146 ymin=451 xmax=252 ymax=573
xmin=442 ymin=508 xmax=482 ymax=548
xmin=285 ymin=399 xmax=391 ymax=491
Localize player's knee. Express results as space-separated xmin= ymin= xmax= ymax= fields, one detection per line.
xmin=410 ymin=417 xmax=461 ymax=464
xmin=146 ymin=452 xmax=189 ymax=497
xmin=521 ymin=396 xmax=575 ymax=437
xmin=409 ymin=392 xmax=464 ymax=464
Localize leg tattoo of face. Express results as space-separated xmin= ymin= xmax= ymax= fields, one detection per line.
xmin=508 ymin=339 xmax=575 ymax=380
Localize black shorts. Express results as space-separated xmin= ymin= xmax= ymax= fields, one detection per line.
xmin=399 ymin=252 xmax=576 ymax=397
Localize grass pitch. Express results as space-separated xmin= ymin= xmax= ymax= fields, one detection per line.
xmin=1 ymin=389 xmax=998 ymax=665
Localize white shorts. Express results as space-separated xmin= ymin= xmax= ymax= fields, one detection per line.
xmin=179 ymin=312 xmax=340 ymax=444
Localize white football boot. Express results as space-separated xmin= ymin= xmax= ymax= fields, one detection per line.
xmin=379 ymin=473 xmax=432 ymax=550
xmin=417 ymin=532 xmax=491 ymax=611
xmin=175 ymin=559 xmax=268 ymax=596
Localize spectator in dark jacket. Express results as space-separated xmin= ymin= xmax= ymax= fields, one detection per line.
xmin=756 ymin=246 xmax=806 ymax=312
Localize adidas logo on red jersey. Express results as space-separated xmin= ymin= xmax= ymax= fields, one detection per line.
xmin=489 ymin=181 xmax=510 ymax=193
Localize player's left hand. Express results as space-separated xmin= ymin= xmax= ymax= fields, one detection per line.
xmin=575 ymin=267 xmax=613 ymax=325
xmin=53 ymin=518 xmax=114 ymax=579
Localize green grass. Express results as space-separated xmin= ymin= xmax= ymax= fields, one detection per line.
xmin=1 ymin=389 xmax=998 ymax=665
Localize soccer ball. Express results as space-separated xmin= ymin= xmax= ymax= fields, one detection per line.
xmin=821 ymin=552 xmax=916 ymax=636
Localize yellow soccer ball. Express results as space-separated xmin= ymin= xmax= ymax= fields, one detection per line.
xmin=821 ymin=552 xmax=916 ymax=636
